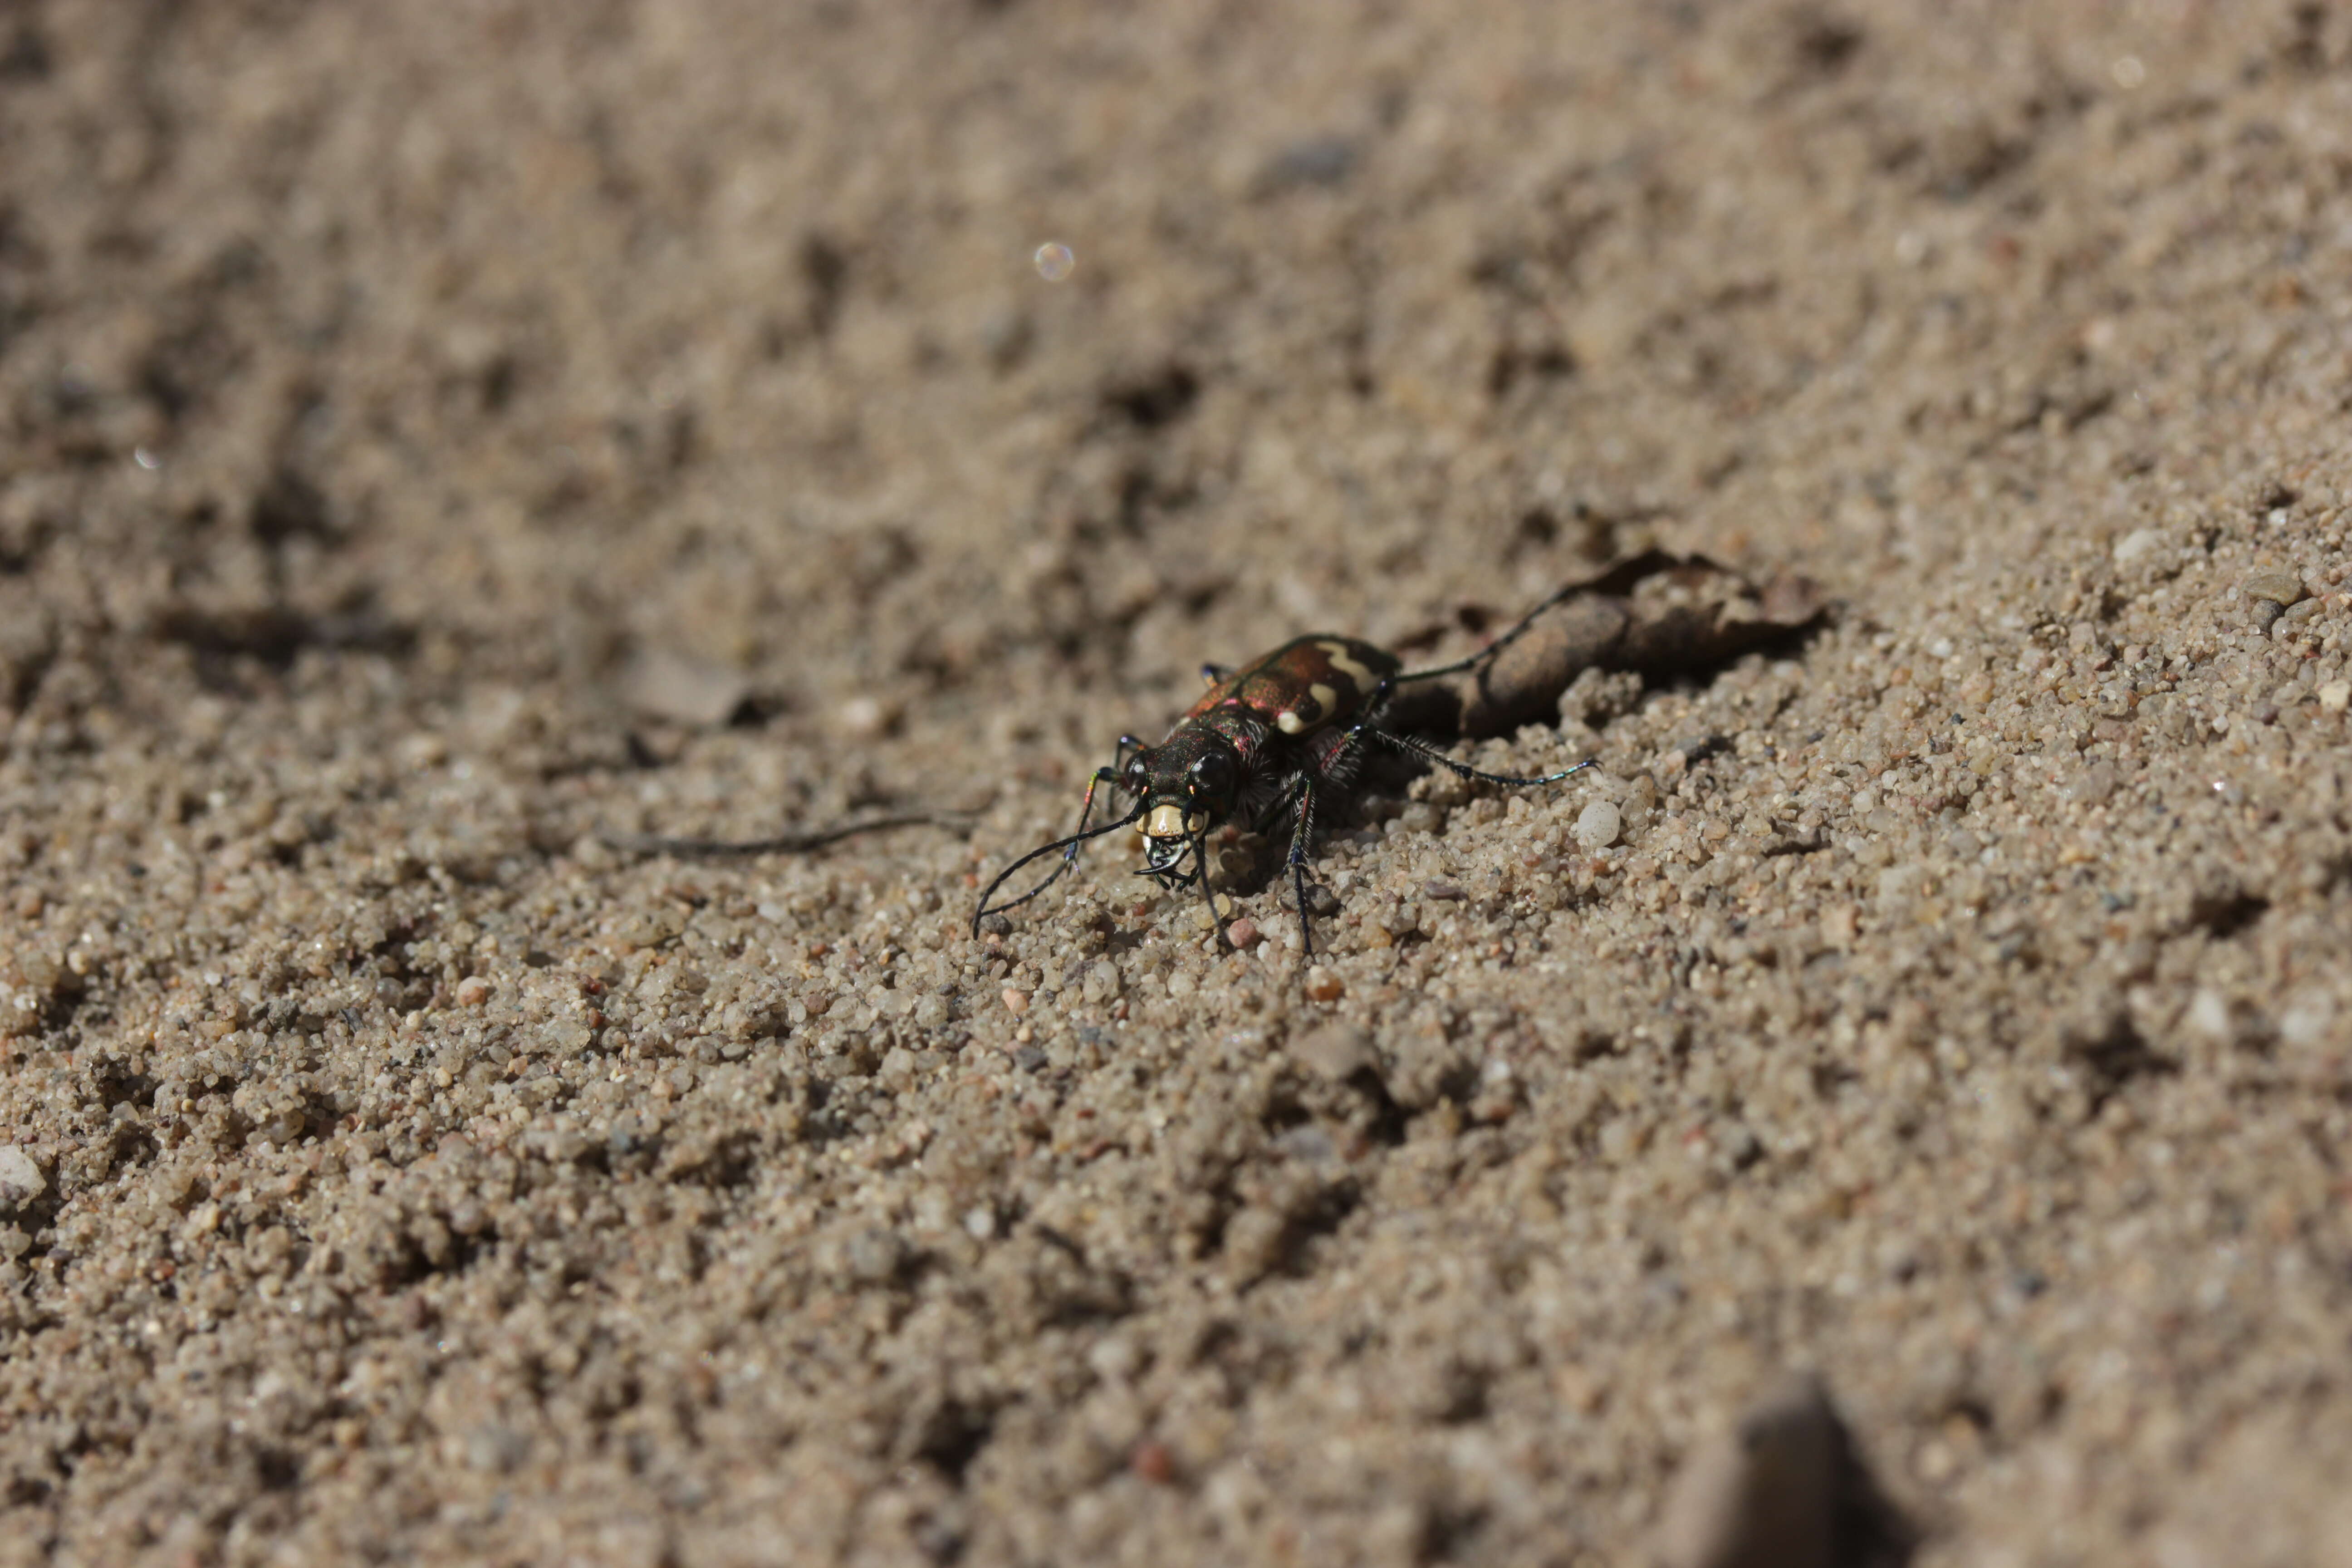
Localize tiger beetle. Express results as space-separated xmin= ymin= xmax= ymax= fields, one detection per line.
xmin=972 ymin=588 xmax=1598 ymax=957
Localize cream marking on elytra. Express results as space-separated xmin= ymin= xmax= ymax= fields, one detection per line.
xmin=1318 ymin=640 xmax=1380 ymax=690
xmin=1277 ymin=680 xmax=1340 ymax=735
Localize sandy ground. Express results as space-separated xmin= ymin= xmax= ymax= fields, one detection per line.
xmin=5 ymin=2 xmax=2352 ymax=1563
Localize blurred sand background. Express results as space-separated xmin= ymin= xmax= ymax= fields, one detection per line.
xmin=5 ymin=2 xmax=2352 ymax=1563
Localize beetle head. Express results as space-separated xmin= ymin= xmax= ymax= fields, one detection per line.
xmin=1130 ymin=731 xmax=1240 ymax=877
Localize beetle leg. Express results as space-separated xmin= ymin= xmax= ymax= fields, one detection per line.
xmin=1247 ymin=771 xmax=1308 ymax=838
xmin=1375 ymin=731 xmax=1599 ymax=789
xmin=1193 ymin=826 xmax=1232 ymax=950
xmin=1331 ymin=674 xmax=1595 ymax=789
xmin=1312 ymin=675 xmax=1397 ymax=787
xmin=1285 ymin=772 xmax=1324 ymax=959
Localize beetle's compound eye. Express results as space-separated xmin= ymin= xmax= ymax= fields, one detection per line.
xmin=1189 ymin=750 xmax=1235 ymax=798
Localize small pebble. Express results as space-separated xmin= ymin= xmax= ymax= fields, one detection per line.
xmin=2186 ymin=988 xmax=2231 ymax=1041
xmin=617 ymin=647 xmax=752 ymax=727
xmin=2243 ymin=569 xmax=2306 ymax=607
xmin=2319 ymin=681 xmax=2351 ymax=713
xmin=1001 ymin=987 xmax=1029 ymax=1016
xmin=842 ymin=1226 xmax=911 ymax=1286
xmin=1287 ymin=1024 xmax=1373 ymax=1081
xmin=455 ymin=976 xmax=493 ymax=1007
xmin=1257 ymin=133 xmax=1358 ymax=191
xmin=1129 ymin=1438 xmax=1178 ymax=1484
xmin=2279 ymin=989 xmax=2337 ymax=1052
xmin=1303 ymin=968 xmax=1345 ymax=1002
xmin=836 ymin=695 xmax=895 ymax=739
xmin=1574 ymin=799 xmax=1622 ymax=851
xmin=1191 ymin=893 xmax=1238 ymax=929
xmin=1225 ymin=917 xmax=1262 ymax=950
xmin=2067 ymin=763 xmax=2118 ymax=805
xmin=0 ymin=1147 xmax=48 ymax=1213
xmin=1656 ymin=1374 xmax=1849 ymax=1568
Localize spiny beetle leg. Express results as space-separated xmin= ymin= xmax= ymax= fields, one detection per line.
xmin=1286 ymin=772 xmax=1324 ymax=959
xmin=1194 ymin=828 xmax=1232 ymax=951
xmin=1377 ymin=730 xmax=1598 ymax=789
xmin=1250 ymin=773 xmax=1308 ymax=838
xmin=1343 ymin=673 xmax=1595 ymax=788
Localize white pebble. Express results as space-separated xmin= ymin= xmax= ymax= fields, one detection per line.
xmin=836 ymin=695 xmax=891 ymax=738
xmin=1656 ymin=1374 xmax=1846 ymax=1568
xmin=0 ymin=1146 xmax=48 ymax=1212
xmin=1573 ymin=799 xmax=1622 ymax=851
xmin=2279 ymin=989 xmax=2336 ymax=1053
xmin=2186 ymin=988 xmax=2232 ymax=1041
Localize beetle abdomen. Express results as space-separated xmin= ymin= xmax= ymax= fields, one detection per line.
xmin=1184 ymin=636 xmax=1400 ymax=737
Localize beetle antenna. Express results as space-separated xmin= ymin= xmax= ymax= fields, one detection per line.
xmin=972 ymin=804 xmax=1145 ymax=936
